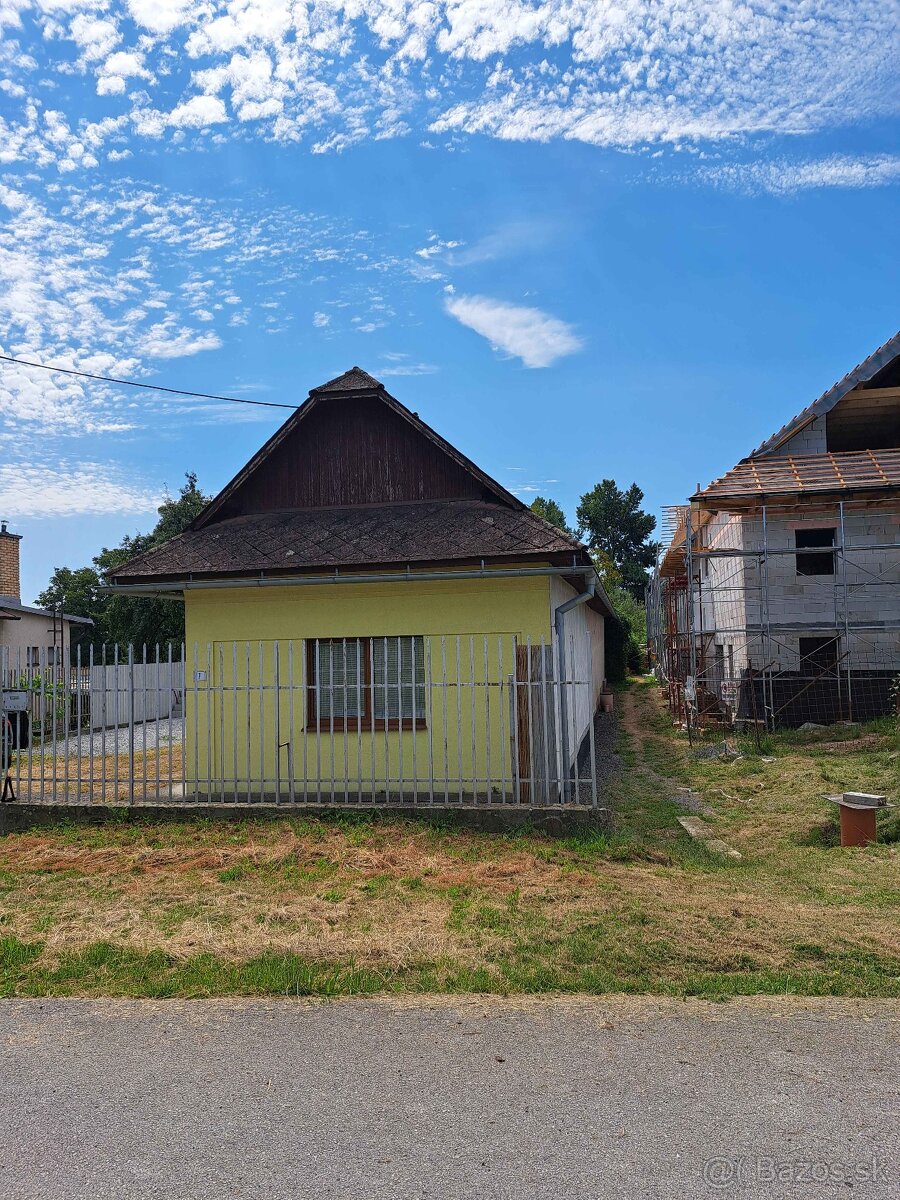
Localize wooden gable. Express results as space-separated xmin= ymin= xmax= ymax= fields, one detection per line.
xmin=194 ymin=369 xmax=521 ymax=529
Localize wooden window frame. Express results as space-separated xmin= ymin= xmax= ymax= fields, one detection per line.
xmin=306 ymin=637 xmax=427 ymax=732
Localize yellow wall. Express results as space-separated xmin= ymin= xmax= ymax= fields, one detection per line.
xmin=183 ymin=573 xmax=555 ymax=799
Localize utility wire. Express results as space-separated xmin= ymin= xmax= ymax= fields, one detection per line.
xmin=0 ymin=353 xmax=299 ymax=410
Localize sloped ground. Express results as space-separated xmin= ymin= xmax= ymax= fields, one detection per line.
xmin=0 ymin=680 xmax=897 ymax=998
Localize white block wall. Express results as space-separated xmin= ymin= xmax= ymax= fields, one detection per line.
xmin=696 ymin=508 xmax=899 ymax=673
xmin=768 ymin=415 xmax=827 ymax=457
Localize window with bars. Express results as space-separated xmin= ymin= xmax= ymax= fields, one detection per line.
xmin=306 ymin=637 xmax=427 ymax=729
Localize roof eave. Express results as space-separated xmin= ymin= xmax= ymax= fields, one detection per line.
xmin=692 ymin=482 xmax=899 ymax=510
xmin=111 ymin=547 xmax=596 ymax=589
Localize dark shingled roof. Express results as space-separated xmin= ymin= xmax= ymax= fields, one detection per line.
xmin=310 ymin=366 xmax=384 ymax=394
xmin=109 ymin=366 xmax=606 ymax=610
xmin=112 ymin=500 xmax=588 ymax=582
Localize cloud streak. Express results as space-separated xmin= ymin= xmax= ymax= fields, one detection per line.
xmin=0 ymin=3 xmax=896 ymax=169
xmin=445 ymin=294 xmax=582 ymax=368
xmin=693 ymin=153 xmax=900 ymax=195
xmin=0 ymin=461 xmax=161 ymax=519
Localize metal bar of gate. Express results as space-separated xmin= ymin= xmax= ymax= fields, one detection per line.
xmin=468 ymin=636 xmax=477 ymax=802
xmin=410 ymin=636 xmax=418 ymax=804
xmin=396 ymin=636 xmax=403 ymax=805
xmin=257 ymin=641 xmax=265 ymax=802
xmin=440 ymin=637 xmax=449 ymax=804
xmin=538 ymin=637 xmax=551 ymax=806
xmin=245 ymin=641 xmax=253 ymax=804
xmin=273 ymin=640 xmax=281 ymax=804
xmin=87 ymin=644 xmax=94 ymax=804
xmin=498 ymin=636 xmax=507 ymax=803
xmin=288 ymin=640 xmax=296 ymax=805
xmin=426 ymin=638 xmax=435 ymax=805
xmin=75 ymin=645 xmax=83 ymax=802
xmin=458 ymin=638 xmax=465 ymax=806
xmin=342 ymin=637 xmax=349 ymax=806
xmin=483 ymin=636 xmax=491 ymax=803
xmin=219 ymin=642 xmax=227 ymax=803
xmin=232 ymin=641 xmax=239 ymax=804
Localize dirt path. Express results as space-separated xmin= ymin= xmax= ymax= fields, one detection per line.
xmin=619 ymin=682 xmax=679 ymax=794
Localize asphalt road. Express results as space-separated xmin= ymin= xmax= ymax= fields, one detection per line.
xmin=0 ymin=996 xmax=897 ymax=1200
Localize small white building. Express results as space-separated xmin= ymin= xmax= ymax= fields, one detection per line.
xmin=0 ymin=523 xmax=92 ymax=672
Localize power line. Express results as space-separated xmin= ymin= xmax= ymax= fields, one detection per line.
xmin=0 ymin=353 xmax=300 ymax=411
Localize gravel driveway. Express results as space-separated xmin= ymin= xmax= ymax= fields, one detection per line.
xmin=33 ymin=718 xmax=183 ymax=758
xmin=0 ymin=995 xmax=896 ymax=1200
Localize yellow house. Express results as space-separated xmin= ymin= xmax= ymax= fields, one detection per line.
xmin=111 ymin=368 xmax=613 ymax=806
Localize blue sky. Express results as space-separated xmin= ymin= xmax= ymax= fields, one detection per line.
xmin=0 ymin=2 xmax=898 ymax=603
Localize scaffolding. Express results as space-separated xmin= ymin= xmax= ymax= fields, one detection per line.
xmin=647 ymin=496 xmax=900 ymax=733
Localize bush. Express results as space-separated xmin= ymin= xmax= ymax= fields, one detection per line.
xmin=604 ymin=584 xmax=645 ymax=682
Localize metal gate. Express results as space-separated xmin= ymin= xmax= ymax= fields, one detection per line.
xmin=1 ymin=636 xmax=601 ymax=809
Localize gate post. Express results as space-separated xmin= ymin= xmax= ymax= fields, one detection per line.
xmin=127 ymin=644 xmax=135 ymax=806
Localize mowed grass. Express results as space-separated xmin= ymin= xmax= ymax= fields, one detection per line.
xmin=0 ymin=681 xmax=897 ymax=999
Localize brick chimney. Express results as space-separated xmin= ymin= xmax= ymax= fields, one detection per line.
xmin=0 ymin=521 xmax=22 ymax=603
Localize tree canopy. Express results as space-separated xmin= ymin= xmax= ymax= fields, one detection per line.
xmin=529 ymin=496 xmax=575 ymax=538
xmin=528 ymin=481 xmax=657 ymax=679
xmin=37 ymin=473 xmax=210 ymax=652
xmin=576 ymin=480 xmax=659 ymax=600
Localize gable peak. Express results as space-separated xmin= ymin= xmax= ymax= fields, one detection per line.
xmin=310 ymin=366 xmax=384 ymax=395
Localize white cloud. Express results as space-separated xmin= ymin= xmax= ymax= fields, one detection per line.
xmin=379 ymin=360 xmax=438 ymax=377
xmin=444 ymin=294 xmax=582 ymax=368
xmin=415 ymin=238 xmax=463 ymax=259
xmin=97 ymin=75 xmax=127 ymax=97
xmin=0 ymin=2 xmax=896 ymax=167
xmin=137 ymin=322 xmax=223 ymax=358
xmin=0 ymin=461 xmax=161 ymax=518
xmin=0 ymin=174 xmax=440 ymax=445
xmin=168 ymin=95 xmax=229 ymax=129
xmin=695 ymin=153 xmax=900 ymax=195
xmin=68 ymin=15 xmax=121 ymax=63
xmin=126 ymin=0 xmax=192 ymax=36
xmin=97 ymin=50 xmax=153 ymax=96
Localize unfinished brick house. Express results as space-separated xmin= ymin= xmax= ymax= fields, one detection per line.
xmin=649 ymin=333 xmax=900 ymax=730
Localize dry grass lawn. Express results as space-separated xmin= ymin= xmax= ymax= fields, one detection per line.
xmin=0 ymin=680 xmax=897 ymax=998
xmin=8 ymin=744 xmax=183 ymax=804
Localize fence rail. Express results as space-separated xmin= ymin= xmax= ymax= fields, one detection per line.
xmin=1 ymin=637 xmax=603 ymax=809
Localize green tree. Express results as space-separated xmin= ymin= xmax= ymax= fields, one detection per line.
xmin=529 ymin=496 xmax=575 ymax=538
xmin=36 ymin=473 xmax=210 ymax=653
xmin=35 ymin=566 xmax=109 ymax=653
xmin=602 ymin=581 xmax=647 ymax=682
xmin=576 ymin=480 xmax=659 ymax=601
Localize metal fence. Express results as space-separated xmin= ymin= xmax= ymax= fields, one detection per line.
xmin=1 ymin=636 xmax=603 ymax=809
